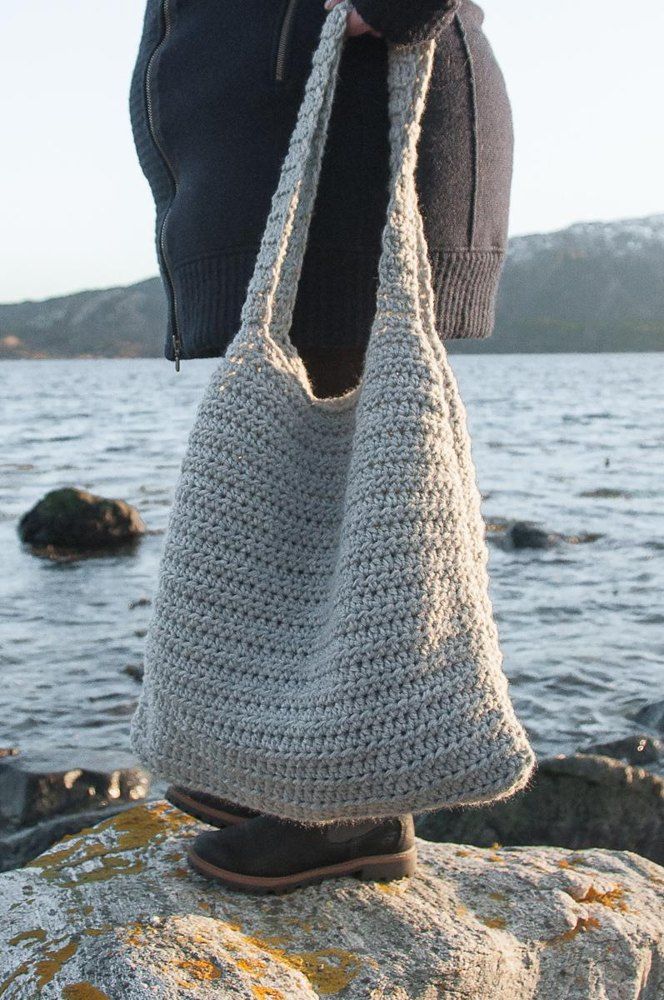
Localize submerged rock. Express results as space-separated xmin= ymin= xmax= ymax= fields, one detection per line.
xmin=0 ymin=759 xmax=149 ymax=869
xmin=417 ymin=754 xmax=664 ymax=865
xmin=1 ymin=801 xmax=662 ymax=999
xmin=581 ymin=734 xmax=663 ymax=766
xmin=487 ymin=518 xmax=602 ymax=550
xmin=635 ymin=699 xmax=664 ymax=733
xmin=18 ymin=487 xmax=145 ymax=554
xmin=123 ymin=663 xmax=144 ymax=683
xmin=507 ymin=521 xmax=558 ymax=549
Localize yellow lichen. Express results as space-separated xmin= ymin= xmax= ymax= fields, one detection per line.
xmin=291 ymin=949 xmax=364 ymax=995
xmin=243 ymin=937 xmax=363 ymax=997
xmin=481 ymin=916 xmax=507 ymax=929
xmin=0 ymin=962 xmax=30 ymax=998
xmin=28 ymin=803 xmax=192 ymax=887
xmin=571 ymin=885 xmax=627 ymax=911
xmin=9 ymin=928 xmax=46 ymax=946
xmin=173 ymin=958 xmax=222 ymax=983
xmin=251 ymin=987 xmax=286 ymax=1000
xmin=489 ymin=892 xmax=507 ymax=902
xmin=374 ymin=880 xmax=410 ymax=895
xmin=169 ymin=866 xmax=191 ymax=879
xmin=547 ymin=916 xmax=601 ymax=945
xmin=125 ymin=923 xmax=148 ymax=948
xmin=61 ymin=983 xmax=111 ymax=1000
xmin=34 ymin=938 xmax=79 ymax=988
xmin=236 ymin=957 xmax=268 ymax=974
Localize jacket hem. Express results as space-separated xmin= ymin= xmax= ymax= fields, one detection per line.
xmin=165 ymin=246 xmax=505 ymax=361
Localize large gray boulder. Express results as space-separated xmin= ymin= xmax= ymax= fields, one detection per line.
xmin=417 ymin=754 xmax=664 ymax=865
xmin=1 ymin=801 xmax=663 ymax=998
xmin=18 ymin=487 xmax=145 ymax=554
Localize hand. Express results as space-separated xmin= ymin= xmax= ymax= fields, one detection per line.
xmin=324 ymin=0 xmax=382 ymax=37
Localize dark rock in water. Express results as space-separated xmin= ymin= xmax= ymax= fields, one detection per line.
xmin=634 ymin=700 xmax=664 ymax=733
xmin=487 ymin=518 xmax=602 ymax=551
xmin=417 ymin=754 xmax=664 ymax=864
xmin=582 ymin=734 xmax=663 ymax=766
xmin=18 ymin=487 xmax=145 ymax=553
xmin=123 ymin=663 xmax=144 ymax=682
xmin=0 ymin=759 xmax=149 ymax=833
xmin=508 ymin=521 xmax=556 ymax=549
xmin=0 ymin=756 xmax=151 ymax=870
xmin=486 ymin=518 xmax=554 ymax=549
xmin=580 ymin=487 xmax=632 ymax=499
xmin=129 ymin=596 xmax=152 ymax=610
xmin=563 ymin=530 xmax=603 ymax=544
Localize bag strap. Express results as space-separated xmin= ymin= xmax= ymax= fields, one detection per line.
xmin=239 ymin=2 xmax=436 ymax=364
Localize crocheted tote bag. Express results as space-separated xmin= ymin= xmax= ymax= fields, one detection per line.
xmin=131 ymin=3 xmax=535 ymax=821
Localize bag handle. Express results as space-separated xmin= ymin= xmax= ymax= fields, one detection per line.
xmin=238 ymin=2 xmax=436 ymax=365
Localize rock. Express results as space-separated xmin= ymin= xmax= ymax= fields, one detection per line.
xmin=2 ymin=802 xmax=663 ymax=999
xmin=487 ymin=518 xmax=602 ymax=550
xmin=0 ymin=761 xmax=150 ymax=870
xmin=417 ymin=754 xmax=664 ymax=865
xmin=0 ymin=748 xmax=19 ymax=759
xmin=0 ymin=804 xmax=130 ymax=874
xmin=128 ymin=596 xmax=152 ymax=610
xmin=507 ymin=521 xmax=558 ymax=549
xmin=581 ymin=734 xmax=663 ymax=766
xmin=123 ymin=663 xmax=144 ymax=683
xmin=635 ymin=699 xmax=664 ymax=733
xmin=18 ymin=487 xmax=145 ymax=554
xmin=579 ymin=487 xmax=632 ymax=499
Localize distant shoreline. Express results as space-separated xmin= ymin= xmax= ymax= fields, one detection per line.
xmin=1 ymin=214 xmax=663 ymax=358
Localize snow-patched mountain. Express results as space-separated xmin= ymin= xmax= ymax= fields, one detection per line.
xmin=1 ymin=215 xmax=663 ymax=358
xmin=463 ymin=214 xmax=664 ymax=354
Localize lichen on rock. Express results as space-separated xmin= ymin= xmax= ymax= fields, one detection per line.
xmin=1 ymin=801 xmax=663 ymax=998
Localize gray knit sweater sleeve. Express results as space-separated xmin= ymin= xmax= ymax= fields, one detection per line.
xmin=351 ymin=0 xmax=460 ymax=43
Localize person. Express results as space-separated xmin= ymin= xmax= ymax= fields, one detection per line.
xmin=130 ymin=0 xmax=513 ymax=892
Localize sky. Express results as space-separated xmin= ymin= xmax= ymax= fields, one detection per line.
xmin=1 ymin=0 xmax=663 ymax=302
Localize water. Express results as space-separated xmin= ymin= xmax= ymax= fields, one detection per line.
xmin=1 ymin=355 xmax=662 ymax=775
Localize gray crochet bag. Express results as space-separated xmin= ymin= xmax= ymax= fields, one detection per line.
xmin=131 ymin=3 xmax=534 ymax=821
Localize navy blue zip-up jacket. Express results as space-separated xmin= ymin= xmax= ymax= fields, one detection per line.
xmin=130 ymin=0 xmax=512 ymax=365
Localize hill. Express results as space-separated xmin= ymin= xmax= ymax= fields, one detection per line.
xmin=1 ymin=215 xmax=663 ymax=358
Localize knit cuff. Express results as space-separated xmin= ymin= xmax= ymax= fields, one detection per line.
xmin=351 ymin=0 xmax=460 ymax=44
xmin=430 ymin=250 xmax=505 ymax=340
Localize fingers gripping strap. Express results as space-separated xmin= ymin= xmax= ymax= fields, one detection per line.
xmin=240 ymin=4 xmax=436 ymax=358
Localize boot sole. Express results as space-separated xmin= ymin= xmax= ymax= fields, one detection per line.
xmin=165 ymin=787 xmax=250 ymax=828
xmin=187 ymin=844 xmax=417 ymax=894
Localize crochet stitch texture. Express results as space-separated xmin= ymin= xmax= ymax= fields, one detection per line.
xmin=131 ymin=3 xmax=535 ymax=821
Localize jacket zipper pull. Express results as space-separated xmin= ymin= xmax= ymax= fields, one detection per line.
xmin=172 ymin=333 xmax=181 ymax=372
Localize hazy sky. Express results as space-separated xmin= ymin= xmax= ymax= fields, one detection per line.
xmin=1 ymin=0 xmax=663 ymax=302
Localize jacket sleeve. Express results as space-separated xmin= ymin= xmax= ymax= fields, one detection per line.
xmin=350 ymin=0 xmax=461 ymax=44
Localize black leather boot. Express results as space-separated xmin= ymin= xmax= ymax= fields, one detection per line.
xmin=188 ymin=813 xmax=417 ymax=893
xmin=166 ymin=786 xmax=259 ymax=828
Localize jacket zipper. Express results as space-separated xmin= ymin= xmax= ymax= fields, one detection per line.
xmin=145 ymin=0 xmax=182 ymax=370
xmin=275 ymin=0 xmax=300 ymax=82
